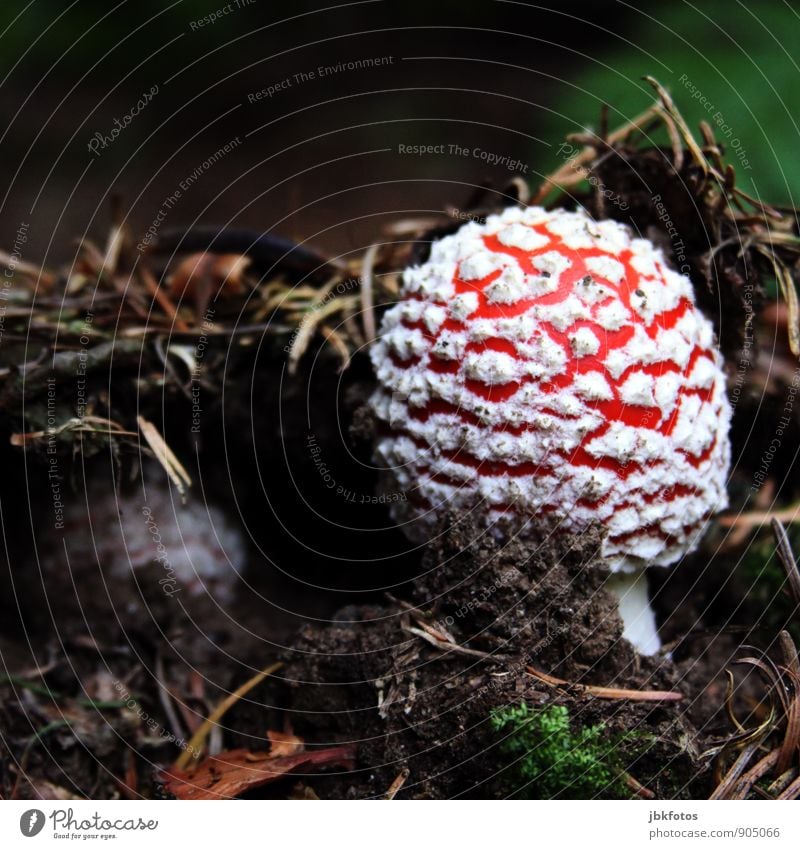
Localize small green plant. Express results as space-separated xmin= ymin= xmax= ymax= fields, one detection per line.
xmin=491 ymin=703 xmax=631 ymax=799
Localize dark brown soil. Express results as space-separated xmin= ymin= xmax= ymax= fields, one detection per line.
xmin=280 ymin=515 xmax=705 ymax=799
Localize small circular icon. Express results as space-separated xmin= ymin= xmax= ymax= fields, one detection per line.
xmin=20 ymin=810 xmax=45 ymax=837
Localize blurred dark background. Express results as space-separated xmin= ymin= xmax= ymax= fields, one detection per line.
xmin=2 ymin=0 xmax=798 ymax=265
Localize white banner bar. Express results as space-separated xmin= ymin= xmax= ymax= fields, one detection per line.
xmin=1 ymin=800 xmax=797 ymax=848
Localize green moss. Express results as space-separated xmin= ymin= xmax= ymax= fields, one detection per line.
xmin=491 ymin=703 xmax=634 ymax=799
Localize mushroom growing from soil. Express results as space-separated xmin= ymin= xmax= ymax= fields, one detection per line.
xmin=370 ymin=205 xmax=732 ymax=654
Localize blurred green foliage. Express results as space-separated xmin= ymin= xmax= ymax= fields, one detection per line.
xmin=538 ymin=1 xmax=800 ymax=205
xmin=2 ymin=2 xmax=797 ymax=206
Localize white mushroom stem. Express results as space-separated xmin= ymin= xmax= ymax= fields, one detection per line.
xmin=605 ymin=569 xmax=661 ymax=655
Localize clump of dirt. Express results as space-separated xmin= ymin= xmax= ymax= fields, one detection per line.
xmin=282 ymin=515 xmax=705 ymax=799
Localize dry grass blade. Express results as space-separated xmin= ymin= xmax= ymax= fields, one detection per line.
xmin=532 ymin=105 xmax=660 ymax=203
xmin=654 ymin=104 xmax=684 ymax=171
xmin=734 ymin=653 xmax=788 ymax=714
xmin=724 ymin=670 xmax=747 ymax=735
xmin=360 ymin=243 xmax=379 ymax=344
xmin=137 ymin=416 xmax=192 ymax=496
xmin=772 ymin=518 xmax=800 ymax=606
xmin=10 ymin=416 xmax=137 ymax=446
xmin=777 ymin=773 xmax=800 ymax=799
xmin=139 ymin=265 xmax=191 ymax=333
xmin=726 ymin=749 xmax=780 ymax=800
xmin=154 ymin=653 xmax=186 ymax=745
xmin=287 ymin=293 xmax=359 ymax=375
xmin=101 ymin=223 xmax=125 ymax=280
xmin=755 ymin=246 xmax=800 ymax=357
xmin=0 ymin=251 xmax=57 ymax=289
xmin=174 ymin=661 xmax=283 ymax=771
xmin=402 ymin=616 xmax=510 ymax=661
xmin=719 ymin=503 xmax=800 ymax=531
xmin=776 ymin=682 xmax=800 ymax=776
xmin=706 ymin=669 xmax=750 ymax=755
xmin=775 ymin=632 xmax=800 ymax=776
xmin=643 ymin=76 xmax=707 ymax=171
xmin=780 ymin=631 xmax=800 ymax=678
xmin=318 ymin=324 xmax=351 ymax=373
xmin=709 ymin=633 xmax=800 ymax=798
xmin=709 ymin=734 xmax=770 ymax=800
xmin=384 ymin=768 xmax=410 ymax=800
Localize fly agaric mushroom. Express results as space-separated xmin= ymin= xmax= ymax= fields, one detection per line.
xmin=370 ymin=205 xmax=731 ymax=654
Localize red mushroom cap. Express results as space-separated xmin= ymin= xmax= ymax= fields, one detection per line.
xmin=370 ymin=205 xmax=731 ymax=570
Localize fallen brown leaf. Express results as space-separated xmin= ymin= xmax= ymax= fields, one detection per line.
xmin=158 ymin=744 xmax=356 ymax=800
xmin=169 ymin=252 xmax=251 ymax=311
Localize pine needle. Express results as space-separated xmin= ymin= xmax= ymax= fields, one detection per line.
xmin=525 ymin=665 xmax=683 ymax=702
xmin=137 ymin=415 xmax=192 ymax=496
xmin=174 ymin=661 xmax=283 ymax=771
